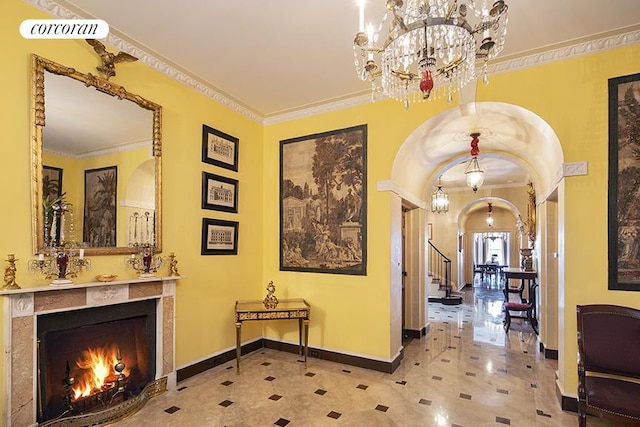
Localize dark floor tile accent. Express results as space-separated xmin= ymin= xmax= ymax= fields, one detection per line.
xmin=305 ymin=372 xmax=316 ymax=377
xmin=327 ymin=411 xmax=341 ymax=419
xmin=452 ymin=424 xmax=464 ymax=427
xmin=219 ymin=400 xmax=233 ymax=407
xmin=262 ymin=362 xmax=271 ymax=366
xmin=432 ymin=375 xmax=443 ymax=381
xmin=414 ymin=362 xmax=420 ymax=366
xmin=465 ymin=372 xmax=476 ymax=377
xmin=265 ymin=376 xmax=276 ymax=381
xmin=536 ymin=409 xmax=552 ymax=418
xmin=530 ymin=383 xmax=538 ymax=388
xmin=497 ymin=388 xmax=509 ymax=394
xmin=523 ymin=350 xmax=528 ymax=354
xmin=177 ymin=386 xmax=188 ymax=391
xmin=419 ymin=398 xmax=432 ymax=406
xmin=526 ymin=364 xmax=532 ymax=369
xmin=226 ymin=365 xmax=233 ymax=370
xmin=496 ymin=416 xmax=511 ymax=425
xmin=498 ymin=368 xmax=508 ymax=373
xmin=269 ymin=394 xmax=282 ymax=401
xmin=459 ymin=393 xmax=472 ymax=400
xmin=274 ymin=418 xmax=290 ymax=426
xmin=164 ymin=406 xmax=180 ymax=414
xmin=471 ymin=355 xmax=480 ymax=360
xmin=441 ymin=359 xmax=450 ymax=363
xmin=342 ymin=369 xmax=351 ymax=373
xmin=357 ymin=384 xmax=369 ymax=390
xmin=315 ymin=389 xmax=327 ymax=395
xmin=375 ymin=404 xmax=389 ymax=412
xmin=454 ymin=335 xmax=461 ymax=338
xmin=221 ymin=380 xmax=233 ymax=386
xmin=396 ymin=380 xmax=407 ymax=385
xmin=448 ymin=346 xmax=457 ymax=349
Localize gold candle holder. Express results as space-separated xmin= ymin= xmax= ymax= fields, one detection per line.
xmin=2 ymin=253 xmax=21 ymax=290
xmin=168 ymin=252 xmax=180 ymax=277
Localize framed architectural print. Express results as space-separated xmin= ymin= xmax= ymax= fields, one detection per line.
xmin=202 ymin=172 xmax=238 ymax=213
xmin=202 ymin=124 xmax=239 ymax=172
xmin=280 ymin=124 xmax=367 ymax=275
xmin=83 ymin=166 xmax=117 ymax=247
xmin=608 ymin=72 xmax=640 ymax=291
xmin=201 ymin=218 xmax=239 ymax=255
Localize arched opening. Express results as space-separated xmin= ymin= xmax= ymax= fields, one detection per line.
xmin=389 ymin=101 xmax=564 ymax=369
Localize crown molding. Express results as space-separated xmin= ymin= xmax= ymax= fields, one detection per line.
xmin=26 ymin=0 xmax=263 ymax=124
xmin=28 ymin=1 xmax=640 ymax=125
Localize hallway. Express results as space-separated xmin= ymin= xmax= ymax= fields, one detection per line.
xmin=115 ymin=287 xmax=622 ymax=426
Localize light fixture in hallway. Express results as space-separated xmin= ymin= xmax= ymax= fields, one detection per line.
xmin=353 ymin=0 xmax=509 ymax=108
xmin=465 ymin=132 xmax=484 ymax=192
xmin=430 ymin=177 xmax=449 ymax=213
xmin=486 ymin=202 xmax=494 ymax=227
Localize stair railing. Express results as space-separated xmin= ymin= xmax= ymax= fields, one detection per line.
xmin=428 ymin=241 xmax=452 ymax=298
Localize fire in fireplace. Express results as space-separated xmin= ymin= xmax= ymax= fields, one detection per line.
xmin=37 ymin=299 xmax=157 ymax=423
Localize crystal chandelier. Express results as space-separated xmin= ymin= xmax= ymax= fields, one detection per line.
xmin=465 ymin=132 xmax=484 ymax=192
xmin=486 ymin=202 xmax=494 ymax=227
xmin=354 ymin=0 xmax=509 ymax=108
xmin=431 ymin=177 xmax=449 ymax=213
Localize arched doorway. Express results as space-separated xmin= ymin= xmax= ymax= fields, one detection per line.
xmin=388 ymin=101 xmax=563 ymax=367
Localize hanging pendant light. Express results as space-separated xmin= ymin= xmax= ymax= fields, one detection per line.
xmin=486 ymin=203 xmax=494 ymax=228
xmin=431 ymin=177 xmax=449 ymax=214
xmin=465 ymin=132 xmax=484 ymax=192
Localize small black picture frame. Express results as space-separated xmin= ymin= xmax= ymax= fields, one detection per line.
xmin=202 ymin=172 xmax=238 ymax=213
xmin=202 ymin=124 xmax=239 ymax=172
xmin=201 ymin=218 xmax=239 ymax=255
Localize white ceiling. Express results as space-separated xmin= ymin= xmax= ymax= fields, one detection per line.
xmin=38 ymin=0 xmax=640 ymax=191
xmin=51 ymin=0 xmax=640 ymax=118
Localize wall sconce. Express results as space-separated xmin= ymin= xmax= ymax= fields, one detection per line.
xmin=465 ymin=132 xmax=484 ymax=192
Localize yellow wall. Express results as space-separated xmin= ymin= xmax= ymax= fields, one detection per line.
xmin=1 ymin=1 xmax=264 ymax=418
xmin=3 ymin=0 xmax=640 ymax=418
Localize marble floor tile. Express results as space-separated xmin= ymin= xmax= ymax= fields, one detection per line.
xmin=114 ymin=284 xmax=627 ymax=426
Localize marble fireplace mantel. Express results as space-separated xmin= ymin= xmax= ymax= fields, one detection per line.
xmin=1 ymin=276 xmax=181 ymax=427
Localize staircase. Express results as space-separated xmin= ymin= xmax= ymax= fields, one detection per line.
xmin=427 ymin=241 xmax=462 ymax=305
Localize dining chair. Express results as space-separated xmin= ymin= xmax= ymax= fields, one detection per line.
xmin=503 ymin=282 xmax=538 ymax=334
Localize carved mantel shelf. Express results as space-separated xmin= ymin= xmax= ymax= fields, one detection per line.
xmin=0 ymin=275 xmax=183 ymax=295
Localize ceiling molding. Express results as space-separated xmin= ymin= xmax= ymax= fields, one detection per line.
xmin=30 ymin=1 xmax=640 ymax=126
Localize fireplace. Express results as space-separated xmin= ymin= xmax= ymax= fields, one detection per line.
xmin=37 ymin=300 xmax=157 ymax=423
xmin=0 ymin=277 xmax=178 ymax=427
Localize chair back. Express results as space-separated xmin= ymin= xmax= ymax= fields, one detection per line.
xmin=577 ymin=304 xmax=640 ymax=379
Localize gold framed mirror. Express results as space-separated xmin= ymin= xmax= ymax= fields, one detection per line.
xmin=31 ymin=54 xmax=162 ymax=255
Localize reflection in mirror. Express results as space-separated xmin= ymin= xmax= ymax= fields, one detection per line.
xmin=31 ymin=54 xmax=162 ymax=255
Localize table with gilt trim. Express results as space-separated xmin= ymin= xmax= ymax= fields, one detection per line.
xmin=234 ymin=298 xmax=310 ymax=373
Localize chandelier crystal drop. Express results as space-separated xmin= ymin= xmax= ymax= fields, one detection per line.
xmin=465 ymin=132 xmax=484 ymax=192
xmin=354 ymin=0 xmax=509 ymax=108
xmin=431 ymin=177 xmax=449 ymax=213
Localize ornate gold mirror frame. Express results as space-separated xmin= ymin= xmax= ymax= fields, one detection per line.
xmin=31 ymin=54 xmax=162 ymax=255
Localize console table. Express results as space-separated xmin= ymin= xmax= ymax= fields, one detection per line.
xmin=234 ymin=298 xmax=310 ymax=373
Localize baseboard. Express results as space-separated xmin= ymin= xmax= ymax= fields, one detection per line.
xmin=403 ymin=329 xmax=422 ymax=339
xmin=177 ymin=338 xmax=403 ymax=382
xmin=555 ymin=378 xmax=578 ymax=413
xmin=540 ymin=342 xmax=559 ymax=360
xmin=176 ymin=339 xmax=263 ymax=382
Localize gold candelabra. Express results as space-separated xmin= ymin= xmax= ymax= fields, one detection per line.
xmin=3 ymin=253 xmax=21 ymax=290
xmin=125 ymin=244 xmax=163 ymax=278
xmin=28 ymin=245 xmax=91 ymax=285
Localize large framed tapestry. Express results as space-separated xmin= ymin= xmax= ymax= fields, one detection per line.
xmin=280 ymin=124 xmax=367 ymax=275
xmin=608 ymin=72 xmax=640 ymax=291
xmin=83 ymin=166 xmax=117 ymax=247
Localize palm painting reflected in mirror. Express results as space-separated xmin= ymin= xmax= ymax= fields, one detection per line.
xmin=31 ymin=54 xmax=162 ymax=255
